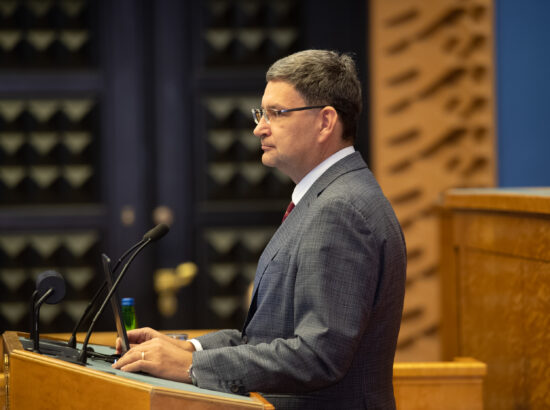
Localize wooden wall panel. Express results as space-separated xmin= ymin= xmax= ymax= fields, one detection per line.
xmin=440 ymin=190 xmax=550 ymax=409
xmin=369 ymin=0 xmax=497 ymax=360
xmin=460 ymin=250 xmax=525 ymax=408
xmin=459 ymin=250 xmax=550 ymax=408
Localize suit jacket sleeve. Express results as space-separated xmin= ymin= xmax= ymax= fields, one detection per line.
xmin=196 ymin=329 xmax=243 ymax=349
xmin=192 ymin=196 xmax=382 ymax=395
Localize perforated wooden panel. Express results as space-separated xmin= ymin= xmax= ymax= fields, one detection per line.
xmin=369 ymin=0 xmax=497 ymax=360
xmin=195 ymin=0 xmax=299 ymax=328
xmin=0 ymin=0 xmax=105 ymax=334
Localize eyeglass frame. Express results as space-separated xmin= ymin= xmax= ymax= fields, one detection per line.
xmin=251 ymin=105 xmax=328 ymax=125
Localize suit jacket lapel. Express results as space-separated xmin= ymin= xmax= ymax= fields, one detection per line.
xmin=242 ymin=152 xmax=368 ymax=332
xmin=300 ymin=151 xmax=367 ymax=207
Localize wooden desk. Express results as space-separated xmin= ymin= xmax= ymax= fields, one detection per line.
xmin=440 ymin=188 xmax=550 ymax=409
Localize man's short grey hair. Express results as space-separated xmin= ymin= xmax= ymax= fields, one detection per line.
xmin=266 ymin=49 xmax=362 ymax=141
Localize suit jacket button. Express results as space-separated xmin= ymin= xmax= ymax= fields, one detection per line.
xmin=242 ymin=335 xmax=248 ymax=344
xmin=230 ymin=385 xmax=240 ymax=393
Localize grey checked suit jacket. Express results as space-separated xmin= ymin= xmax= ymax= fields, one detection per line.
xmin=193 ymin=152 xmax=407 ymax=410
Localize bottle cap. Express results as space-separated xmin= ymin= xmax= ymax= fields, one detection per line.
xmin=121 ymin=297 xmax=135 ymax=306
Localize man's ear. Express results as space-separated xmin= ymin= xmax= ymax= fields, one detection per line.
xmin=318 ymin=106 xmax=339 ymax=142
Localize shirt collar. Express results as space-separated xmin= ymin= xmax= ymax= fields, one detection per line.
xmin=291 ymin=146 xmax=355 ymax=205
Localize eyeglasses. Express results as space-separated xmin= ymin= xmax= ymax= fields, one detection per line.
xmin=251 ymin=105 xmax=326 ymax=125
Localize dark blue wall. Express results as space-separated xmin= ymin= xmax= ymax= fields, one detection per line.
xmin=496 ymin=1 xmax=550 ymax=186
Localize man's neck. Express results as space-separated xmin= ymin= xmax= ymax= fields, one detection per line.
xmin=291 ymin=146 xmax=355 ymax=204
xmin=292 ymin=142 xmax=354 ymax=184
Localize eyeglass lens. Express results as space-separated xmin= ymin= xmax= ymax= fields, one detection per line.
xmin=252 ymin=109 xmax=267 ymax=124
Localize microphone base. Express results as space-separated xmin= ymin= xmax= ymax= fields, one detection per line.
xmin=20 ymin=337 xmax=120 ymax=365
xmin=20 ymin=337 xmax=80 ymax=360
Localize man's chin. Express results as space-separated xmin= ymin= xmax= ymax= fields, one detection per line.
xmin=261 ymin=155 xmax=276 ymax=168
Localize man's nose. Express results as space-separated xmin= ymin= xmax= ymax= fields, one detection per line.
xmin=253 ymin=117 xmax=270 ymax=137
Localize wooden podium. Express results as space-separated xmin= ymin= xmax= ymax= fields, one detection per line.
xmin=440 ymin=188 xmax=550 ymax=409
xmin=1 ymin=330 xmax=488 ymax=410
xmin=1 ymin=331 xmax=273 ymax=410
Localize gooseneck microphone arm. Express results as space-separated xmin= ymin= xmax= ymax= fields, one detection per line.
xmin=66 ymin=281 xmax=107 ymax=348
xmin=77 ymin=238 xmax=152 ymax=364
xmin=111 ymin=238 xmax=146 ymax=273
xmin=29 ymin=270 xmax=66 ymax=353
xmin=29 ymin=290 xmax=39 ymax=341
xmin=66 ymin=241 xmax=145 ymax=348
xmin=66 ymin=225 xmax=164 ymax=348
xmin=33 ymin=288 xmax=54 ymax=352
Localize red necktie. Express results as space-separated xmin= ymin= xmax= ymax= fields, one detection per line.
xmin=282 ymin=201 xmax=295 ymax=222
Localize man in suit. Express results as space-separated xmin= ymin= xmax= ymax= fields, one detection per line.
xmin=113 ymin=50 xmax=406 ymax=410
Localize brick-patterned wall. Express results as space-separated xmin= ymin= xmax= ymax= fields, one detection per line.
xmin=369 ymin=0 xmax=497 ymax=360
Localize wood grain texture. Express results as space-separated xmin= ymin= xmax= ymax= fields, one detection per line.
xmin=9 ymin=350 xmax=151 ymax=410
xmin=393 ymin=358 xmax=486 ymax=410
xmin=441 ymin=189 xmax=550 ymax=409
xmin=370 ymin=0 xmax=497 ymax=360
xmin=0 ymin=374 xmax=5 ymax=410
xmin=150 ymin=389 xmax=273 ymax=410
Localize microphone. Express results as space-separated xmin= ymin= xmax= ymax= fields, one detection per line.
xmin=66 ymin=224 xmax=170 ymax=349
xmin=30 ymin=270 xmax=66 ymax=352
xmin=142 ymin=223 xmax=169 ymax=242
xmin=77 ymin=224 xmax=169 ymax=364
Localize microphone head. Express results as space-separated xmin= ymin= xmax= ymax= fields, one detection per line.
xmin=143 ymin=223 xmax=169 ymax=242
xmin=36 ymin=270 xmax=66 ymax=304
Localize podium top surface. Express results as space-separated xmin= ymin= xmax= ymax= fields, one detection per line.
xmin=442 ymin=187 xmax=550 ymax=215
xmin=22 ymin=335 xmax=256 ymax=402
xmin=2 ymin=332 xmax=267 ymax=409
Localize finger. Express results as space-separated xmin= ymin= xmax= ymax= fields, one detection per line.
xmin=120 ymin=358 xmax=157 ymax=375
xmin=115 ymin=349 xmax=157 ymax=375
xmin=111 ymin=354 xmax=127 ymax=369
xmin=125 ymin=328 xmax=147 ymax=344
xmin=114 ymin=337 xmax=135 ymax=354
xmin=112 ymin=348 xmax=142 ymax=369
xmin=117 ymin=341 xmax=139 ymax=355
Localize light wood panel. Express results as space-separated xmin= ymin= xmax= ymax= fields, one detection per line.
xmin=370 ymin=0 xmax=497 ymax=360
xmin=393 ymin=358 xmax=486 ymax=410
xmin=440 ymin=188 xmax=550 ymax=409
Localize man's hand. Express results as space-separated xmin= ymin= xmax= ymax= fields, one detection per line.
xmin=115 ymin=327 xmax=196 ymax=354
xmin=112 ymin=329 xmax=195 ymax=383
